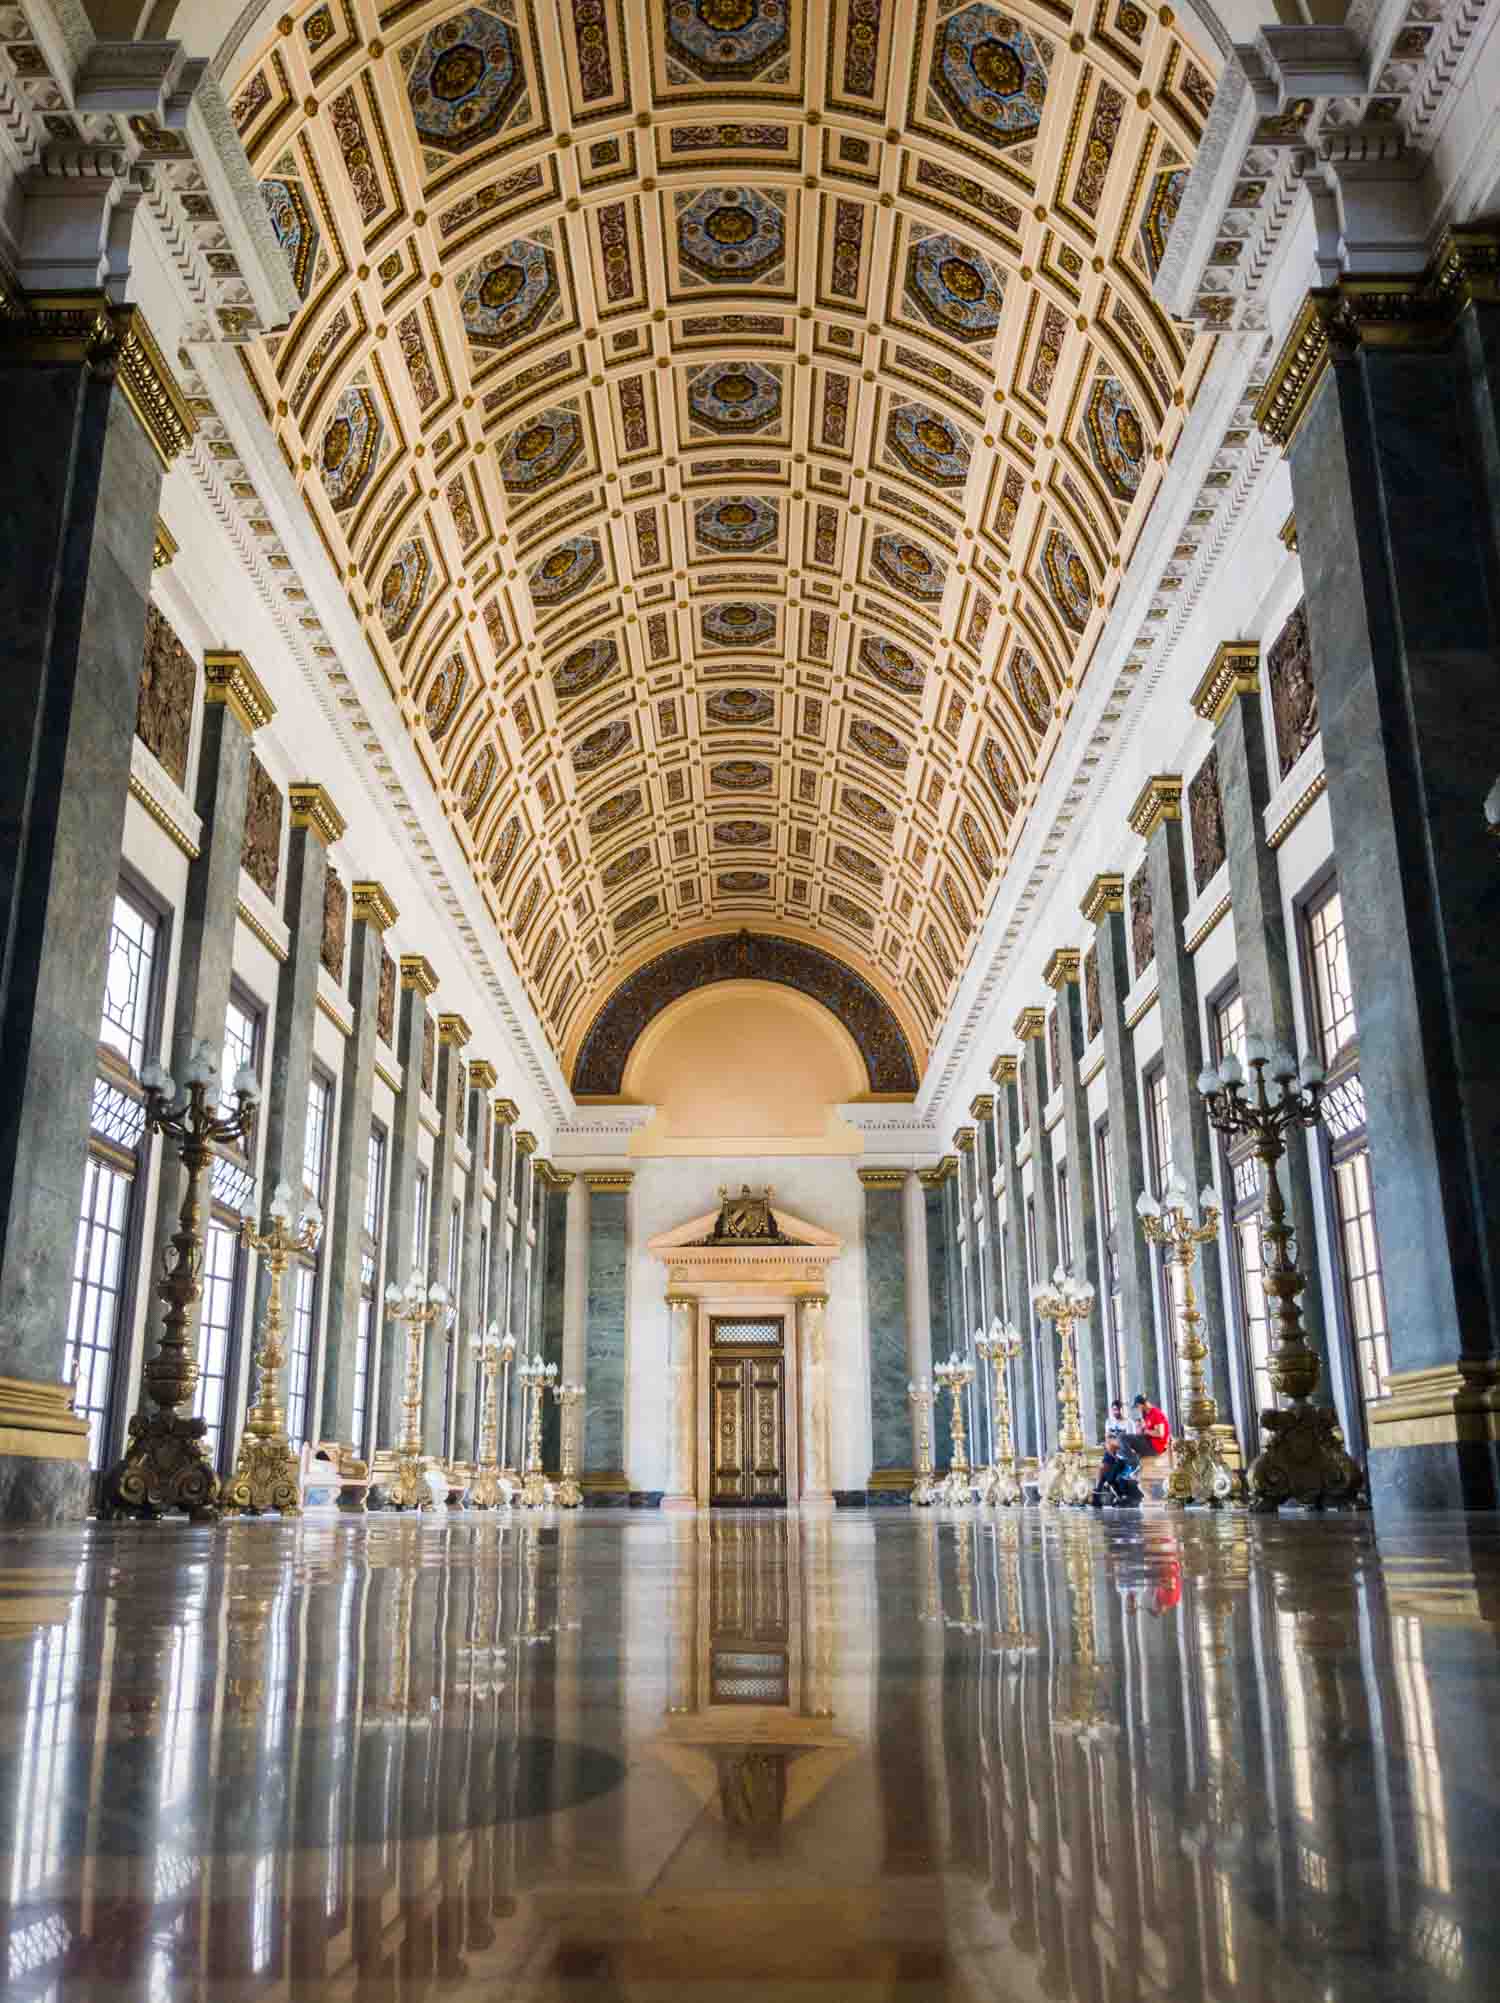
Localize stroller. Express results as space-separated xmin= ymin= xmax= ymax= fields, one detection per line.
xmin=1090 ymin=1439 xmax=1144 ymax=1508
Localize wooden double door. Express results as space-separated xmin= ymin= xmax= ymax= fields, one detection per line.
xmin=709 ymin=1317 xmax=787 ymax=1506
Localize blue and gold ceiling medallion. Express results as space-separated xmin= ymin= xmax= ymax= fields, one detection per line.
xmin=706 ymin=687 xmax=775 ymax=724
xmin=687 ymin=360 xmax=783 ymax=434
xmin=1140 ymin=165 xmax=1188 ymax=280
xmin=931 ymin=4 xmax=1051 ymax=155
xmin=887 ymin=400 xmax=973 ymax=488
xmin=713 ymin=819 xmax=772 ymax=846
xmin=711 ymin=758 xmax=773 ymax=789
xmin=379 ymin=538 xmax=431 ymax=641
xmin=695 ymin=494 xmax=778 ymax=553
xmin=833 ymin=842 xmax=883 ymax=888
xmin=588 ymin=786 xmax=643 ymax=839
xmin=601 ymin=842 xmax=652 ymax=889
xmin=319 ymin=382 xmax=383 ymax=513
xmin=424 ymin=653 xmax=468 ymax=738
xmin=261 ymin=177 xmax=319 ymax=300
xmin=1084 ymin=375 xmax=1146 ymax=503
xmin=402 ymin=6 xmax=525 ymax=157
xmin=665 ymin=0 xmax=790 ymax=82
xmin=572 ymin=717 xmax=633 ymax=775
xmin=850 ymin=718 xmax=909 ymax=770
xmin=613 ymin=893 xmax=659 ymax=933
xmin=552 ymin=635 xmax=621 ymax=703
xmin=828 ymin=892 xmax=875 ymax=931
xmin=459 ymin=234 xmax=558 ymax=350
xmin=461 ymin=741 xmax=497 ymax=820
xmin=841 ymin=784 xmax=895 ymax=834
xmin=497 ymin=404 xmax=583 ymax=494
xmin=1007 ymin=647 xmax=1053 ymax=735
xmin=871 ymin=531 xmax=947 ymax=602
xmin=677 ymin=187 xmax=786 ymax=286
xmin=701 ymin=601 xmax=776 ymax=648
xmin=904 ymin=229 xmax=1006 ymax=346
xmin=528 ymin=534 xmax=603 ymax=606
xmin=858 ymin=633 xmax=927 ymax=694
xmin=1042 ymin=525 xmax=1093 ymax=634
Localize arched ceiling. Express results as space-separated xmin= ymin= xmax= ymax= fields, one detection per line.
xmin=226 ymin=0 xmax=1216 ymax=1084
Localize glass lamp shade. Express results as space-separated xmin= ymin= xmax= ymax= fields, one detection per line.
xmin=428 ymin=1283 xmax=448 ymax=1307
xmin=1199 ymin=1184 xmax=1218 ymax=1215
xmin=301 ymin=1199 xmax=322 ymax=1237
xmin=269 ymin=1181 xmax=294 ymax=1224
xmin=1197 ymin=1066 xmax=1221 ymax=1097
xmin=1218 ymin=1052 xmax=1244 ymax=1088
xmin=385 ymin=1283 xmax=403 ymax=1308
xmin=141 ymin=1059 xmax=167 ymax=1093
xmin=1136 ymin=1190 xmax=1160 ymax=1220
xmin=232 ymin=1063 xmax=260 ymax=1102
xmin=1299 ymin=1054 xmax=1326 ymax=1087
xmin=1269 ymin=1046 xmax=1299 ymax=1082
xmin=1243 ymin=1033 xmax=1268 ymax=1068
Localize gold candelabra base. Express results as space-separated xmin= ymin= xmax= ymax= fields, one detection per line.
xmin=103 ymin=1411 xmax=220 ymax=1522
xmin=519 ymin=1469 xmax=555 ymax=1508
xmin=1167 ymin=1430 xmax=1236 ymax=1509
xmin=1248 ymin=1399 xmax=1364 ymax=1513
xmin=222 ymin=1432 xmax=301 ymax=1517
xmin=982 ymin=1459 xmax=1023 ymax=1506
xmin=470 ymin=1463 xmax=516 ymax=1509
xmin=1038 ymin=1442 xmax=1096 ymax=1509
xmin=386 ymin=1449 xmax=431 ymax=1511
xmin=555 ymin=1473 xmax=582 ymax=1509
xmin=910 ymin=1471 xmax=939 ymax=1506
xmin=937 ymin=1466 xmax=976 ymax=1506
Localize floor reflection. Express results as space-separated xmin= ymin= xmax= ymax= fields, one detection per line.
xmin=0 ymin=1509 xmax=1496 ymax=1999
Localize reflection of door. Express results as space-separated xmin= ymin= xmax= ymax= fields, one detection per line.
xmin=709 ymin=1318 xmax=786 ymax=1506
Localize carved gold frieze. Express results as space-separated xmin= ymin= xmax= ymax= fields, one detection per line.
xmin=1043 ymin=948 xmax=1080 ymax=990
xmin=399 ymin=954 xmax=439 ymax=995
xmin=1127 ymin=774 xmax=1183 ymax=840
xmin=1079 ymin=872 xmax=1125 ymax=922
xmin=1012 ymin=1007 xmax=1045 ymax=1041
xmin=288 ymin=782 xmax=346 ymax=846
xmin=1191 ymin=641 xmax=1259 ymax=728
xmin=437 ymin=1011 xmax=472 ymax=1047
xmin=351 ymin=880 xmax=399 ymax=932
xmin=203 ymin=650 xmax=275 ymax=735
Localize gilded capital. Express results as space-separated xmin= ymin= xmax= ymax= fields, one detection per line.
xmin=953 ymin=1125 xmax=976 ymax=1153
xmin=665 ymin=1293 xmax=696 ymax=1311
xmin=9 ymin=297 xmax=196 ymax=467
xmin=969 ymin=1093 xmax=994 ymax=1121
xmin=437 ymin=1012 xmax=472 ymax=1048
xmin=288 ymin=782 xmax=347 ymax=846
xmin=1127 ymin=775 xmax=1183 ymax=840
xmin=493 ymin=1097 xmax=519 ymax=1126
xmin=468 ymin=1059 xmax=498 ymax=1091
xmin=351 ymin=880 xmax=399 ymax=932
xmin=857 ymin=1167 xmax=908 ymax=1188
xmin=1191 ymin=642 xmax=1260 ymax=727
xmin=1043 ymin=947 xmax=1081 ymax=990
xmin=989 ymin=1053 xmax=1019 ymax=1085
xmin=153 ymin=519 xmax=178 ymax=570
xmin=203 ymin=650 xmax=274 ymax=735
xmin=584 ymin=1169 xmax=634 ymax=1190
xmin=535 ymin=1159 xmax=574 ymax=1189
xmin=801 ymin=1292 xmax=830 ymax=1310
xmin=1080 ymin=872 xmax=1124 ymax=922
xmin=399 ymin=954 xmax=439 ymax=996
xmin=1013 ymin=1007 xmax=1045 ymax=1041
xmin=917 ymin=1156 xmax=958 ymax=1188
xmin=514 ymin=1130 xmax=538 ymax=1156
xmin=1279 ymin=512 xmax=1298 ymax=554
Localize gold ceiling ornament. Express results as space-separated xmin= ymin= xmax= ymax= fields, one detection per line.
xmin=436 ymin=1011 xmax=472 ymax=1047
xmin=399 ymin=953 xmax=439 ymax=995
xmin=1042 ymin=946 xmax=1081 ymax=989
xmin=351 ymin=879 xmax=400 ymax=930
xmin=1127 ymin=773 xmax=1183 ymax=839
xmin=203 ymin=650 xmax=276 ymax=735
xmin=1079 ymin=871 xmax=1125 ymax=922
xmin=1191 ymin=641 xmax=1260 ymax=728
xmin=1012 ymin=1006 xmax=1045 ymax=1040
xmin=226 ymin=1 xmax=1218 ymax=1062
xmin=287 ymin=781 xmax=346 ymax=845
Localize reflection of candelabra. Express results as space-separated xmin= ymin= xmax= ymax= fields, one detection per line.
xmin=991 ymin=1514 xmax=1037 ymax=1658
xmin=516 ymin=1355 xmax=556 ymax=1508
xmin=1199 ymin=1037 xmax=1364 ymax=1512
xmin=382 ymin=1273 xmax=452 ymax=1508
xmin=934 ymin=1351 xmax=977 ymax=1505
xmin=518 ymin=1523 xmax=555 ymax=1645
xmin=1137 ymin=1173 xmax=1236 ymax=1507
xmin=975 ymin=1319 xmax=1024 ymax=1506
xmin=1053 ymin=1518 xmax=1115 ymax=1741
xmin=907 ymin=1379 xmax=937 ymax=1506
xmin=1031 ymin=1267 xmax=1096 ymax=1508
xmin=550 ymin=1380 xmax=585 ymax=1508
xmin=946 ymin=1522 xmax=985 ymax=1636
xmin=468 ymin=1323 xmax=514 ymax=1509
xmin=103 ymin=1039 xmax=260 ymax=1521
xmin=224 ymin=1179 xmax=321 ymax=1516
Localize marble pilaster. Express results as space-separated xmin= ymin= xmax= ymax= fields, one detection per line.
xmin=507 ymin=1131 xmax=535 ymax=1464
xmin=425 ymin=1013 xmax=468 ymax=1458
xmin=798 ymin=1293 xmax=833 ymax=1507
xmin=920 ymin=1163 xmax=958 ymax=1467
xmin=536 ymin=1167 xmax=567 ymax=1471
xmin=375 ymin=957 xmax=434 ymax=1449
xmin=990 ymin=1056 xmax=1038 ymax=1460
xmin=969 ymin=1096 xmax=1000 ymax=1467
xmin=321 ymin=883 xmax=396 ymax=1445
xmin=454 ymin=1061 xmax=494 ymax=1463
xmin=953 ymin=1128 xmax=988 ymax=1467
xmin=1045 ymin=951 xmax=1106 ymax=1444
xmin=859 ymin=1169 xmax=912 ymax=1491
xmin=581 ymin=1173 xmax=631 ymax=1499
xmin=1083 ymin=874 xmax=1158 ymax=1403
xmin=663 ymin=1293 xmax=695 ymax=1508
xmin=1017 ymin=1012 xmax=1059 ymax=1457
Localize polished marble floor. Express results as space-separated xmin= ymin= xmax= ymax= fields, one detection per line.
xmin=0 ymin=1507 xmax=1497 ymax=2001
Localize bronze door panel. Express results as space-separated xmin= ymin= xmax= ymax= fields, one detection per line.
xmin=709 ymin=1339 xmax=786 ymax=1507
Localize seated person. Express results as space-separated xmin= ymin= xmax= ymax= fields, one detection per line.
xmin=1119 ymin=1392 xmax=1170 ymax=1462
xmin=1091 ymin=1400 xmax=1142 ymax=1506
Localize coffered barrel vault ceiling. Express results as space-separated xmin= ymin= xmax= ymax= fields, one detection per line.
xmin=228 ymin=0 xmax=1215 ymax=1089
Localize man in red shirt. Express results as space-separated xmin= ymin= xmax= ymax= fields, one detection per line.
xmin=1128 ymin=1393 xmax=1171 ymax=1461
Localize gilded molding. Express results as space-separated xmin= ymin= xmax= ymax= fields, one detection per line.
xmin=584 ymin=1169 xmax=633 ymax=1189
xmin=288 ymin=782 xmax=346 ymax=846
xmin=1366 ymin=1359 xmax=1500 ymax=1451
xmin=1127 ymin=775 xmax=1183 ymax=839
xmin=316 ymin=989 xmax=352 ymax=1039
xmin=917 ymin=1156 xmax=958 ymax=1188
xmin=351 ymin=880 xmax=399 ymax=932
xmin=969 ymin=1093 xmax=994 ymax=1121
xmin=514 ymin=1130 xmax=538 ymax=1156
xmin=399 ymin=954 xmax=439 ymax=995
xmin=857 ymin=1167 xmax=908 ymax=1188
xmin=1191 ymin=642 xmax=1260 ymax=727
xmin=468 ymin=1059 xmax=498 ymax=1091
xmin=1265 ymin=769 xmax=1328 ymax=850
xmin=989 ymin=1053 xmax=1019 ymax=1085
xmin=153 ymin=519 xmax=178 ymax=570
xmin=202 ymin=650 xmax=274 ymax=734
xmin=2 ymin=294 xmax=197 ymax=469
xmin=665 ymin=1292 xmax=696 ymax=1310
xmin=1013 ymin=1007 xmax=1045 ymax=1040
xmin=236 ymin=897 xmax=289 ymax=963
xmin=953 ymin=1125 xmax=976 ymax=1153
xmin=535 ymin=1159 xmax=575 ymax=1189
xmin=128 ymin=772 xmax=200 ymax=860
xmin=437 ymin=1011 xmax=472 ymax=1047
xmin=1278 ymin=512 xmax=1298 ymax=554
xmin=493 ymin=1097 xmax=519 ymax=1126
xmin=1184 ymin=892 xmax=1232 ymax=956
xmin=1043 ymin=947 xmax=1080 ymax=990
xmin=1080 ymin=872 xmax=1124 ymax=922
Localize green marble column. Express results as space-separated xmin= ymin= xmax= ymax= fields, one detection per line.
xmin=859 ymin=1168 xmax=911 ymax=1495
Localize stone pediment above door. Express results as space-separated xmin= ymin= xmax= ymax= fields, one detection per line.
xmin=648 ymin=1187 xmax=840 ymax=1292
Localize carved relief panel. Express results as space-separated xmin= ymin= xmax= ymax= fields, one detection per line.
xmin=241 ymin=754 xmax=283 ymax=901
xmin=1189 ymin=747 xmax=1225 ymax=894
xmin=421 ymin=1016 xmax=435 ymax=1097
xmin=1129 ymin=862 xmax=1154 ymax=976
xmin=1085 ymin=944 xmax=1101 ymax=1044
xmin=322 ymin=868 xmax=347 ymax=983
xmin=136 ymin=604 xmax=196 ymax=789
xmin=1268 ymin=601 xmax=1317 ymax=779
xmin=377 ymin=949 xmax=396 ymax=1045
xmin=1047 ymin=1005 xmax=1061 ymax=1095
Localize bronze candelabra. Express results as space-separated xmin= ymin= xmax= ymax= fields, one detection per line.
xmin=468 ymin=1323 xmax=512 ymax=1509
xmin=102 ymin=1040 xmax=259 ymax=1520
xmin=1199 ymin=1037 xmax=1364 ymax=1511
xmin=516 ymin=1354 xmax=556 ymax=1508
xmin=907 ymin=1378 xmax=938 ymax=1505
xmin=223 ymin=1179 xmax=321 ymax=1515
xmin=1136 ymin=1175 xmax=1237 ymax=1507
xmin=1032 ymin=1267 xmax=1096 ymax=1508
xmin=550 ymin=1380 xmax=585 ymax=1508
xmin=975 ymin=1319 xmax=1024 ymax=1506
xmin=934 ymin=1350 xmax=977 ymax=1505
xmin=382 ymin=1273 xmax=451 ymax=1509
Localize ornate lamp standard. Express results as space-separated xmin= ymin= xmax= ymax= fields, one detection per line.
xmin=103 ymin=1039 xmax=260 ymax=1521
xmin=468 ymin=1322 xmax=512 ymax=1509
xmin=907 ymin=1378 xmax=938 ymax=1505
xmin=1031 ymin=1266 xmax=1096 ymax=1508
xmin=496 ymin=1327 xmax=518 ymax=1477
xmin=516 ymin=1354 xmax=557 ymax=1508
xmin=382 ymin=1273 xmax=451 ymax=1509
xmin=1198 ymin=1036 xmax=1364 ymax=1511
xmin=1136 ymin=1173 xmax=1236 ymax=1507
xmin=934 ymin=1350 xmax=977 ymax=1505
xmin=975 ymin=1319 xmax=1024 ymax=1505
xmin=224 ymin=1179 xmax=321 ymax=1516
xmin=550 ymin=1380 xmax=585 ymax=1508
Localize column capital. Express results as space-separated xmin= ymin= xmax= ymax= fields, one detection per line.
xmin=202 ymin=650 xmax=274 ymax=734
xmin=969 ymin=1092 xmax=994 ymax=1121
xmin=514 ymin=1130 xmax=538 ymax=1156
xmin=399 ymin=954 xmax=439 ymax=996
xmin=988 ymin=1053 xmax=1019 ymax=1085
xmin=1080 ymin=872 xmax=1124 ymax=922
xmin=1127 ymin=775 xmax=1183 ymax=840
xmin=857 ymin=1167 xmax=908 ymax=1188
xmin=5 ymin=296 xmax=197 ymax=468
xmin=153 ymin=519 xmax=178 ymax=570
xmin=288 ymin=782 xmax=346 ymax=845
xmin=953 ymin=1124 xmax=976 ymax=1153
xmin=1013 ymin=1006 xmax=1045 ymax=1041
xmin=535 ymin=1159 xmax=574 ymax=1189
xmin=437 ymin=1011 xmax=472 ymax=1048
xmin=1279 ymin=512 xmax=1299 ymax=554
xmin=665 ymin=1292 xmax=696 ymax=1311
xmin=799 ymin=1292 xmax=830 ymax=1310
xmin=917 ymin=1156 xmax=958 ymax=1188
xmin=584 ymin=1169 xmax=633 ymax=1189
xmin=468 ymin=1059 xmax=498 ymax=1090
xmin=1043 ymin=947 xmax=1080 ymax=990
xmin=351 ymin=881 xmax=399 ymax=932
xmin=1191 ymin=642 xmax=1261 ymax=727
xmin=493 ymin=1097 xmax=519 ymax=1126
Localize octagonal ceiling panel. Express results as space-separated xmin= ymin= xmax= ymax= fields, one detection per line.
xmin=230 ymin=0 xmax=1217 ymax=1079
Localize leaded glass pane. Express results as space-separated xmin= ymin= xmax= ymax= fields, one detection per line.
xmin=99 ymin=894 xmax=157 ymax=1073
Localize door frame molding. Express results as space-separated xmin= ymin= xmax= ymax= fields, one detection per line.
xmin=695 ymin=1292 xmax=802 ymax=1508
